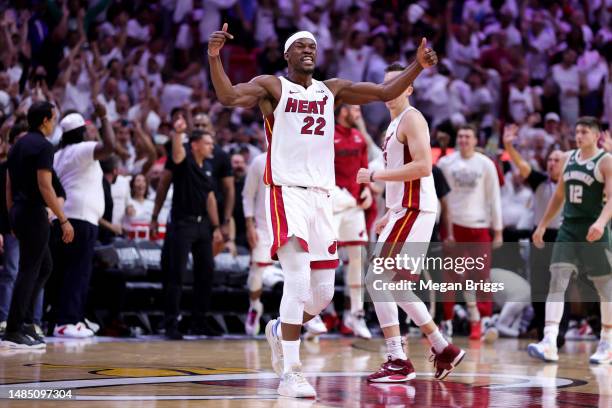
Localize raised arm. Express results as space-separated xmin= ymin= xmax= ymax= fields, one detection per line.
xmin=207 ymin=23 xmax=277 ymax=108
xmin=533 ymin=153 xmax=570 ymax=247
xmin=356 ymin=110 xmax=431 ymax=184
xmin=92 ymin=100 xmax=116 ymax=160
xmin=503 ymin=124 xmax=532 ymax=179
xmin=332 ymin=38 xmax=437 ymax=105
xmin=171 ymin=117 xmax=187 ymax=164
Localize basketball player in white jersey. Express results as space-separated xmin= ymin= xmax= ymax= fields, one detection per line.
xmin=208 ymin=25 xmax=437 ymax=398
xmin=242 ymin=151 xmax=273 ymax=336
xmin=356 ymin=63 xmax=465 ymax=382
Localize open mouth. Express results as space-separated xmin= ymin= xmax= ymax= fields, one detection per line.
xmin=301 ymin=56 xmax=314 ymax=64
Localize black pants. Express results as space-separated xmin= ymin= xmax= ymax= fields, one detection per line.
xmin=529 ymin=228 xmax=570 ymax=344
xmin=6 ymin=204 xmax=52 ymax=333
xmin=50 ymin=219 xmax=98 ymax=325
xmin=164 ymin=218 xmax=215 ymax=325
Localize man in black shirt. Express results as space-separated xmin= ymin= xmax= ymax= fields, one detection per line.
xmin=2 ymin=101 xmax=74 ymax=349
xmin=503 ymin=124 xmax=569 ymax=346
xmin=164 ymin=118 xmax=223 ymax=339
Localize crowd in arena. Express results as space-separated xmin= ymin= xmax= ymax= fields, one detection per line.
xmin=0 ymin=0 xmax=610 ymax=345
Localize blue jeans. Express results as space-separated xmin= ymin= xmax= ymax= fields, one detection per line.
xmin=0 ymin=234 xmax=43 ymax=324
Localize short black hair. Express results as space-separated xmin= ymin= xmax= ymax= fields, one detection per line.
xmin=575 ymin=116 xmax=600 ymax=133
xmin=100 ymin=155 xmax=119 ymax=174
xmin=171 ymin=107 xmax=187 ymax=119
xmin=189 ymin=129 xmax=213 ymax=143
xmin=9 ymin=121 xmax=28 ymax=145
xmin=385 ymin=62 xmax=406 ymax=73
xmin=27 ymin=101 xmax=54 ymax=131
xmin=60 ymin=126 xmax=86 ymax=148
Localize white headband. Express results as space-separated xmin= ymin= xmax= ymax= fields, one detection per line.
xmin=284 ymin=31 xmax=317 ymax=53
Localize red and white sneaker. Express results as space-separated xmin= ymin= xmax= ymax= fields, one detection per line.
xmin=245 ymin=302 xmax=263 ymax=336
xmin=430 ymin=344 xmax=466 ymax=380
xmin=469 ymin=321 xmax=481 ymax=340
xmin=53 ymin=323 xmax=94 ymax=338
xmin=367 ymin=357 xmax=416 ymax=383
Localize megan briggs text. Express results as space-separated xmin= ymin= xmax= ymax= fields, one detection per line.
xmin=371 ymin=279 xmax=505 ymax=293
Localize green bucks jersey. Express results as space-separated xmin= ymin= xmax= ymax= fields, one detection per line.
xmin=562 ymin=149 xmax=607 ymax=221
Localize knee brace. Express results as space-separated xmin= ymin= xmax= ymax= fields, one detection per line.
xmin=277 ymin=238 xmax=311 ymax=325
xmin=547 ymin=264 xmax=575 ymax=301
xmin=373 ymin=301 xmax=399 ymax=328
xmin=247 ymin=265 xmax=265 ymax=292
xmin=398 ymin=291 xmax=433 ymax=327
xmin=590 ymin=274 xmax=612 ymax=325
xmin=304 ymin=268 xmax=335 ymax=316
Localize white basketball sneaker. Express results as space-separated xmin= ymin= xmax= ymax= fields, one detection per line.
xmin=303 ymin=315 xmax=327 ymax=340
xmin=265 ymin=319 xmax=284 ymax=377
xmin=278 ymin=364 xmax=317 ymax=398
xmin=53 ymin=323 xmax=94 ymax=338
xmin=344 ymin=311 xmax=372 ymax=339
xmin=527 ymin=338 xmax=559 ymax=362
xmin=245 ymin=302 xmax=263 ymax=336
xmin=589 ymin=340 xmax=612 ymax=364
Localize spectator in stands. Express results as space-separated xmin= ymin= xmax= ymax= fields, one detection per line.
xmin=552 ymin=49 xmax=582 ymax=126
xmin=51 ymin=100 xmax=115 ymax=338
xmin=124 ymin=174 xmax=154 ymax=240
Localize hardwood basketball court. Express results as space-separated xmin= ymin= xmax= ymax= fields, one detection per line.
xmin=0 ymin=336 xmax=609 ymax=407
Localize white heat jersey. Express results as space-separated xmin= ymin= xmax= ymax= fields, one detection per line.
xmin=263 ymin=76 xmax=335 ymax=190
xmin=383 ymin=106 xmax=437 ymax=213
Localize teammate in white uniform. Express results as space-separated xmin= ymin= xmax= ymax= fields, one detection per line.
xmin=208 ymin=25 xmax=438 ymax=398
xmin=242 ymin=152 xmax=273 ymax=336
xmin=357 ymin=63 xmax=465 ymax=383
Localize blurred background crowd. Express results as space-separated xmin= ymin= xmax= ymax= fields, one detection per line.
xmin=0 ymin=0 xmax=610 ymax=339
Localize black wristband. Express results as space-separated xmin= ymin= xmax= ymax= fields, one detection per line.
xmin=369 ymin=171 xmax=376 ymax=182
xmin=60 ymin=219 xmax=69 ymax=226
xmin=212 ymin=224 xmax=220 ymax=229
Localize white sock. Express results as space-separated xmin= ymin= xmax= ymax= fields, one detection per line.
xmin=543 ymin=325 xmax=559 ymax=345
xmin=602 ymin=327 xmax=612 ymax=343
xmin=349 ymin=287 xmax=363 ymax=314
xmin=282 ymin=339 xmax=301 ymax=373
xmin=250 ymin=298 xmax=262 ymax=311
xmin=427 ymin=328 xmax=449 ymax=353
xmin=467 ymin=304 xmax=480 ymax=322
xmin=385 ymin=336 xmax=407 ymax=360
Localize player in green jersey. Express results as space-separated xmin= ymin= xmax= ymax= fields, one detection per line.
xmin=530 ymin=117 xmax=612 ymax=364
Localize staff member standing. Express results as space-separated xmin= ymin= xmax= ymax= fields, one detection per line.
xmin=51 ymin=101 xmax=115 ymax=338
xmin=164 ymin=118 xmax=223 ymax=339
xmin=2 ymin=101 xmax=74 ymax=349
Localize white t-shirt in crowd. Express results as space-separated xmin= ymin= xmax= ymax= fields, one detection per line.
xmin=127 ymin=19 xmax=151 ymax=42
xmin=111 ymin=175 xmax=131 ymax=225
xmin=53 ymin=141 xmax=104 ymax=226
xmin=336 ymin=46 xmax=371 ymax=82
xmin=508 ymin=85 xmax=535 ymax=123
xmin=437 ymin=151 xmax=502 ymax=230
xmin=124 ymin=198 xmax=154 ymax=226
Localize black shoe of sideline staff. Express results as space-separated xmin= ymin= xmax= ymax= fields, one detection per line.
xmin=23 ymin=324 xmax=46 ymax=345
xmin=190 ymin=321 xmax=223 ymax=337
xmin=1 ymin=331 xmax=46 ymax=349
xmin=164 ymin=325 xmax=184 ymax=340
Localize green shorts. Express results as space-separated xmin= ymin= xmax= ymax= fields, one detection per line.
xmin=550 ymin=219 xmax=611 ymax=277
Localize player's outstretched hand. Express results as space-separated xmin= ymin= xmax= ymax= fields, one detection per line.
xmin=416 ymin=38 xmax=437 ymax=69
xmin=532 ymin=226 xmax=545 ymax=249
xmin=356 ymin=168 xmax=372 ymax=184
xmin=208 ymin=23 xmax=234 ymax=57
xmin=586 ymin=222 xmax=605 ymax=242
